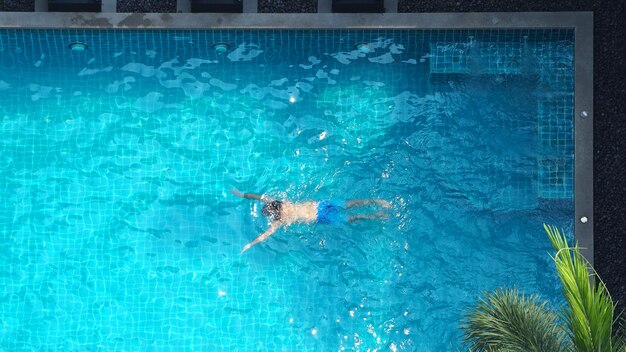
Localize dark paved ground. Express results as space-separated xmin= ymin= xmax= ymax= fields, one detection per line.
xmin=1 ymin=0 xmax=624 ymax=325
xmin=0 ymin=0 xmax=34 ymax=12
xmin=117 ymin=0 xmax=176 ymax=13
xmin=259 ymin=0 xmax=316 ymax=13
xmin=399 ymin=0 xmax=626 ymax=320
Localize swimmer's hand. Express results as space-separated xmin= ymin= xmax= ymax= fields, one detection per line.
xmin=231 ymin=189 xmax=245 ymax=198
xmin=241 ymin=221 xmax=280 ymax=254
xmin=231 ymin=190 xmax=268 ymax=201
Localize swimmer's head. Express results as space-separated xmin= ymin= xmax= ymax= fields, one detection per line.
xmin=261 ymin=200 xmax=282 ymax=221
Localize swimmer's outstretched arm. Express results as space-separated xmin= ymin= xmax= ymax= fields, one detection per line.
xmin=241 ymin=221 xmax=281 ymax=253
xmin=231 ymin=189 xmax=275 ymax=202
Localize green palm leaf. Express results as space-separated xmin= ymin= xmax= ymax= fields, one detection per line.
xmin=461 ymin=225 xmax=625 ymax=352
xmin=544 ymin=224 xmax=619 ymax=352
xmin=461 ymin=288 xmax=566 ymax=352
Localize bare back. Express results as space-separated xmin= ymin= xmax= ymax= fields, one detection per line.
xmin=280 ymin=201 xmax=317 ymax=225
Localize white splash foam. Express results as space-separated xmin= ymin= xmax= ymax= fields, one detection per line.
xmin=122 ymin=63 xmax=158 ymax=78
xmin=182 ymin=81 xmax=211 ymax=99
xmin=299 ymin=56 xmax=321 ymax=69
xmin=241 ymin=84 xmax=267 ymax=100
xmin=159 ymin=72 xmax=195 ymax=89
xmin=270 ymin=78 xmax=289 ymax=86
xmin=28 ymin=84 xmax=53 ymax=101
xmin=227 ymin=43 xmax=263 ymax=62
xmin=330 ymin=51 xmax=363 ymax=65
xmin=389 ymin=43 xmax=405 ymax=54
xmin=264 ymin=100 xmax=288 ymax=109
xmin=368 ymin=52 xmax=394 ymax=64
xmin=209 ymin=78 xmax=237 ymax=91
xmin=78 ymin=66 xmax=113 ymax=76
xmin=185 ymin=58 xmax=218 ymax=69
xmin=105 ymin=76 xmax=135 ymax=94
xmin=364 ymin=81 xmax=385 ymax=87
xmin=315 ymin=69 xmax=337 ymax=84
xmin=295 ymin=82 xmax=313 ymax=92
xmin=134 ymin=92 xmax=164 ymax=113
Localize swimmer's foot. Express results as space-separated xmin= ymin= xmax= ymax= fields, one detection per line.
xmin=346 ymin=199 xmax=392 ymax=209
xmin=371 ymin=211 xmax=389 ymax=219
xmin=376 ymin=200 xmax=391 ymax=209
xmin=348 ymin=211 xmax=389 ymax=223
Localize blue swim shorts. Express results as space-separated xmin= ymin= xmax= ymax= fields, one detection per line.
xmin=316 ymin=200 xmax=346 ymax=224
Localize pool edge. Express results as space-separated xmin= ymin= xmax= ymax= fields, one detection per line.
xmin=572 ymin=12 xmax=593 ymax=267
xmin=0 ymin=12 xmax=592 ymax=30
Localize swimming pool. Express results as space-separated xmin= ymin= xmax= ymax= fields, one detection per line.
xmin=0 ymin=20 xmax=583 ymax=350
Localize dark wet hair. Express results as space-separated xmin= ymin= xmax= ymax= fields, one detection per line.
xmin=261 ymin=201 xmax=282 ymax=221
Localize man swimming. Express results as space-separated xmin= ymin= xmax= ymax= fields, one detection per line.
xmin=231 ymin=189 xmax=390 ymax=253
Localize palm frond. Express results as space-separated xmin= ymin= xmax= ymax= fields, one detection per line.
xmin=461 ymin=287 xmax=566 ymax=352
xmin=544 ymin=224 xmax=619 ymax=352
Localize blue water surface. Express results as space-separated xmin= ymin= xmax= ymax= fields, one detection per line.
xmin=0 ymin=29 xmax=574 ymax=351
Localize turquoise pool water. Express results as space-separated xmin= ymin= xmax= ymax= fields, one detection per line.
xmin=0 ymin=29 xmax=574 ymax=350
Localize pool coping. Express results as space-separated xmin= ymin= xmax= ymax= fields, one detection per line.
xmin=0 ymin=11 xmax=593 ymax=264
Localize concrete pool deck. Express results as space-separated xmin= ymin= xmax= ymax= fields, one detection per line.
xmin=0 ymin=3 xmax=623 ymax=315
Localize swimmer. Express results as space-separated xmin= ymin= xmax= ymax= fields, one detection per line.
xmin=231 ymin=189 xmax=390 ymax=253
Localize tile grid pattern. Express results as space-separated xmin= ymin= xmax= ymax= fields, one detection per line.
xmin=0 ymin=28 xmax=575 ymax=350
xmin=424 ymin=29 xmax=575 ymax=200
xmin=536 ymin=32 xmax=575 ymax=199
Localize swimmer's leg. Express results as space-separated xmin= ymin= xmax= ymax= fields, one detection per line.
xmin=346 ymin=199 xmax=391 ymax=209
xmin=348 ymin=211 xmax=389 ymax=223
